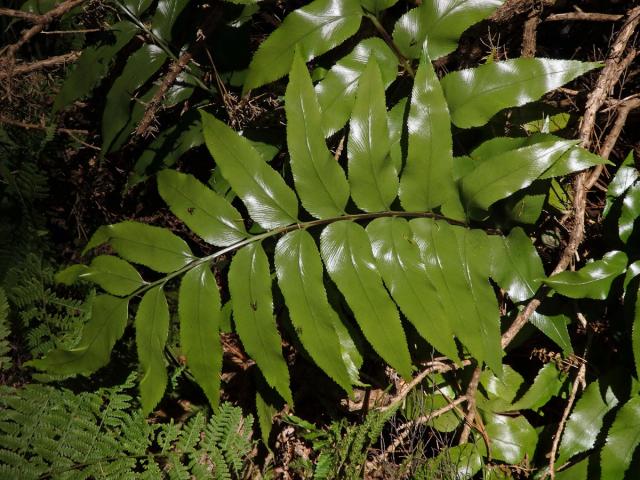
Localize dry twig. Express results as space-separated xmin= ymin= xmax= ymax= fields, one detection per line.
xmin=0 ymin=7 xmax=40 ymax=22
xmin=546 ymin=360 xmax=587 ymax=479
xmin=458 ymin=365 xmax=482 ymax=445
xmin=501 ymin=5 xmax=640 ymax=348
xmin=379 ymin=396 xmax=468 ymax=462
xmin=0 ymin=51 xmax=80 ymax=80
xmin=0 ymin=115 xmax=99 ymax=150
xmin=131 ymin=5 xmax=224 ymax=140
xmin=133 ymin=52 xmax=193 ymax=138
xmin=0 ymin=0 xmax=87 ymax=64
xmin=546 ymin=12 xmax=625 ymax=22
xmin=380 ymin=359 xmax=472 ymax=413
xmin=522 ymin=9 xmax=540 ymax=57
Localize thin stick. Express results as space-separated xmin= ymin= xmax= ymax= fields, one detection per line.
xmin=501 ymin=6 xmax=640 ymax=349
xmin=0 ymin=51 xmax=80 ymax=79
xmin=546 ymin=361 xmax=586 ymax=479
xmin=458 ymin=365 xmax=482 ymax=444
xmin=546 ymin=12 xmax=624 ymax=22
xmin=380 ymin=395 xmax=468 ymax=461
xmin=522 ymin=9 xmax=540 ymax=57
xmin=133 ymin=52 xmax=193 ymax=138
xmin=131 ymin=5 xmax=223 ymax=139
xmin=0 ymin=115 xmax=99 ymax=150
xmin=1 ymin=0 xmax=87 ymax=63
xmin=0 ymin=115 xmax=88 ymax=135
xmin=0 ymin=7 xmax=40 ymax=21
xmin=40 ymin=28 xmax=103 ymax=35
xmin=585 ymin=97 xmax=640 ymax=191
xmin=380 ymin=359 xmax=472 ymax=413
xmin=366 ymin=13 xmax=415 ymax=77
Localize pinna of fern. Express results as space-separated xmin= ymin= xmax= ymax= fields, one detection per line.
xmin=27 ymin=29 xmax=608 ymax=414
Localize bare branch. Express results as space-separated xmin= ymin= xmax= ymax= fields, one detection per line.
xmin=0 ymin=51 xmax=80 ymax=79
xmin=546 ymin=12 xmax=625 ymax=22
xmin=501 ymin=6 xmax=640 ymax=349
xmin=380 ymin=359 xmax=472 ymax=413
xmin=458 ymin=365 xmax=482 ymax=445
xmin=0 ymin=7 xmax=40 ymax=22
xmin=1 ymin=0 xmax=87 ymax=64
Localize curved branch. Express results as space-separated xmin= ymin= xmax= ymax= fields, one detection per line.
xmin=501 ymin=5 xmax=640 ymax=349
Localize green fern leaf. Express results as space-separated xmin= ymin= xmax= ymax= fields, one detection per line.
xmin=601 ymin=395 xmax=640 ymax=480
xmin=84 ymin=221 xmax=194 ymax=273
xmin=27 ymin=295 xmax=128 ymax=375
xmin=387 ymin=97 xmax=407 ymax=173
xmin=489 ymin=227 xmax=545 ymax=302
xmin=81 ymin=255 xmax=147 ymax=296
xmin=102 ymin=44 xmax=168 ymax=151
xmin=393 ymin=0 xmax=505 ymax=60
xmin=136 ymin=286 xmax=170 ymax=413
xmin=201 ymin=111 xmax=299 ymax=229
xmin=286 ymin=52 xmax=350 ymax=219
xmin=347 ymin=59 xmax=398 ymax=212
xmin=460 ymin=139 xmax=578 ymax=218
xmin=543 ymin=250 xmax=627 ymax=300
xmin=441 ymin=58 xmax=601 ymax=128
xmin=556 ymin=379 xmax=618 ymax=465
xmin=410 ymin=219 xmax=502 ymax=372
xmin=54 ymin=21 xmax=138 ymax=111
xmin=320 ymin=221 xmax=412 ymax=379
xmin=229 ymin=243 xmax=292 ymax=404
xmin=179 ymin=264 xmax=223 ymax=409
xmin=399 ymin=50 xmax=455 ymax=211
xmin=275 ymin=230 xmax=352 ymax=393
xmin=366 ymin=217 xmax=458 ymax=360
xmin=151 ymin=0 xmax=190 ymax=42
xmin=316 ymin=38 xmax=397 ymax=137
xmin=158 ymin=169 xmax=248 ymax=247
xmin=243 ymin=0 xmax=363 ymax=93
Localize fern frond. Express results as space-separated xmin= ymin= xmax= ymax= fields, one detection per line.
xmin=0 ymin=288 xmax=11 ymax=370
xmin=1 ymin=379 xmax=256 ymax=479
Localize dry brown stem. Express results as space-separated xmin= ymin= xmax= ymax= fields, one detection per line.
xmin=0 ymin=0 xmax=86 ymax=64
xmin=522 ymin=10 xmax=540 ymax=57
xmin=546 ymin=360 xmax=587 ymax=479
xmin=501 ymin=6 xmax=640 ymax=349
xmin=0 ymin=51 xmax=80 ymax=80
xmin=0 ymin=7 xmax=40 ymax=22
xmin=586 ymin=96 xmax=640 ymax=191
xmin=0 ymin=114 xmax=99 ymax=150
xmin=133 ymin=52 xmax=193 ymax=138
xmin=458 ymin=365 xmax=482 ymax=445
xmin=546 ymin=12 xmax=624 ymax=22
xmin=491 ymin=0 xmax=555 ymax=23
xmin=131 ymin=5 xmax=224 ymax=140
xmin=379 ymin=395 xmax=468 ymax=462
xmin=379 ymin=359 xmax=472 ymax=413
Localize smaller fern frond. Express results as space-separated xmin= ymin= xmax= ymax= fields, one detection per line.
xmin=0 ymin=287 xmax=11 ymax=371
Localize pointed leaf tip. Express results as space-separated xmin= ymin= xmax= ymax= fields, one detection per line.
xmin=348 ymin=59 xmax=398 ymax=212
xmin=136 ymin=286 xmax=170 ymax=413
xmin=201 ymin=111 xmax=299 ymax=229
xmin=229 ymin=243 xmax=293 ymax=404
xmin=243 ymin=0 xmax=363 ymax=93
xmin=285 ymin=53 xmax=350 ymax=219
xmin=179 ymin=264 xmax=223 ymax=409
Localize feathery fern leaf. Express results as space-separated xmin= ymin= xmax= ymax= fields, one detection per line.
xmin=0 ymin=377 xmax=254 ymax=479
